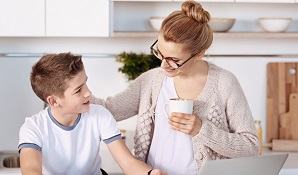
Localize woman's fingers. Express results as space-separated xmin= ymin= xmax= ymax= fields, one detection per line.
xmin=168 ymin=112 xmax=202 ymax=136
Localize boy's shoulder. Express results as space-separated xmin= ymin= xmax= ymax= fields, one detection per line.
xmin=20 ymin=108 xmax=50 ymax=136
xmin=24 ymin=108 xmax=49 ymax=125
xmin=85 ymin=104 xmax=114 ymax=120
xmin=88 ymin=104 xmax=109 ymax=114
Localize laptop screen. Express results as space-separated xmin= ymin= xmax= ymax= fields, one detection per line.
xmin=197 ymin=153 xmax=288 ymax=175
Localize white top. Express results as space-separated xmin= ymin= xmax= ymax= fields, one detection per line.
xmin=18 ymin=104 xmax=121 ymax=175
xmin=147 ymin=77 xmax=197 ymax=175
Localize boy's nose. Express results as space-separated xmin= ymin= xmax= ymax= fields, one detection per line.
xmin=85 ymin=86 xmax=92 ymax=97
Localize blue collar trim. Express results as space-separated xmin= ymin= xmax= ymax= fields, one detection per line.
xmin=47 ymin=107 xmax=81 ymax=131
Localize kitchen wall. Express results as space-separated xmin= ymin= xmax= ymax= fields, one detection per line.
xmin=1 ymin=2 xmax=298 ymax=151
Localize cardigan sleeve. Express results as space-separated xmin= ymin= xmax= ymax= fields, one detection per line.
xmin=90 ymin=71 xmax=150 ymax=122
xmin=195 ymin=70 xmax=259 ymax=158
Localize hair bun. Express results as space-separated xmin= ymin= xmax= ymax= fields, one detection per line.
xmin=181 ymin=1 xmax=210 ymax=23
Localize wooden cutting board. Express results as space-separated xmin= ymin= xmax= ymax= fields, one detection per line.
xmin=279 ymin=93 xmax=298 ymax=140
xmin=266 ymin=62 xmax=298 ymax=143
xmin=272 ymin=139 xmax=298 ymax=152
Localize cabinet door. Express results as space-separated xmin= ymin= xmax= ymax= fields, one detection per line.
xmin=113 ymin=0 xmax=171 ymax=1
xmin=173 ymin=0 xmax=234 ymax=2
xmin=0 ymin=0 xmax=45 ymax=36
xmin=235 ymin=0 xmax=295 ymax=3
xmin=46 ymin=0 xmax=110 ymax=37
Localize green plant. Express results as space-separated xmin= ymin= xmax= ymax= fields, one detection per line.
xmin=116 ymin=51 xmax=161 ymax=81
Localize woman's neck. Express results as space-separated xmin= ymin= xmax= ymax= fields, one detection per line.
xmin=173 ymin=60 xmax=208 ymax=99
xmin=176 ymin=60 xmax=208 ymax=80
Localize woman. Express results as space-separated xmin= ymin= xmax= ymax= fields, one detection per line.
xmin=91 ymin=1 xmax=259 ymax=174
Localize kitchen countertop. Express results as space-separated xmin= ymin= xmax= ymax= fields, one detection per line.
xmin=0 ymin=168 xmax=21 ymax=175
xmin=263 ymin=147 xmax=298 ymax=175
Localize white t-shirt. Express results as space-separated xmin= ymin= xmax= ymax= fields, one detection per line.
xmin=18 ymin=104 xmax=121 ymax=175
xmin=147 ymin=77 xmax=197 ymax=175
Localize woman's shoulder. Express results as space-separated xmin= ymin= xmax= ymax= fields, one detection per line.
xmin=133 ymin=67 xmax=164 ymax=84
xmin=207 ymin=61 xmax=242 ymax=95
xmin=139 ymin=67 xmax=163 ymax=78
xmin=207 ymin=62 xmax=243 ymax=99
xmin=208 ymin=62 xmax=238 ymax=83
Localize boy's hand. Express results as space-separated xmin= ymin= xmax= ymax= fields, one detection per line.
xmin=151 ymin=169 xmax=167 ymax=175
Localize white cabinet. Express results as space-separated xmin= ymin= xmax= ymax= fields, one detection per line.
xmin=235 ymin=0 xmax=295 ymax=3
xmin=0 ymin=0 xmax=110 ymax=37
xmin=201 ymin=0 xmax=234 ymax=2
xmin=0 ymin=0 xmax=45 ymax=36
xmin=113 ymin=0 xmax=171 ymax=1
xmin=46 ymin=0 xmax=110 ymax=37
xmin=173 ymin=0 xmax=234 ymax=2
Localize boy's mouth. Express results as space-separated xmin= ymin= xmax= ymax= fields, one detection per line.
xmin=83 ymin=101 xmax=90 ymax=105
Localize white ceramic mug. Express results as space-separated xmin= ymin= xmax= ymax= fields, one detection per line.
xmin=163 ymin=98 xmax=193 ymax=117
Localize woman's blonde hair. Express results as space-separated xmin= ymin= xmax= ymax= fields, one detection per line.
xmin=161 ymin=0 xmax=213 ymax=55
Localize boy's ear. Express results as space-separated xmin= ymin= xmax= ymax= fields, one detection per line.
xmin=46 ymin=95 xmax=60 ymax=107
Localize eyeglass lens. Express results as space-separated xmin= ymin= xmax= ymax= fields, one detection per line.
xmin=151 ymin=44 xmax=179 ymax=68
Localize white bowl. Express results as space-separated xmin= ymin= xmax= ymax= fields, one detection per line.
xmin=149 ymin=17 xmax=165 ymax=31
xmin=259 ymin=18 xmax=292 ymax=33
xmin=209 ymin=18 xmax=236 ymax=32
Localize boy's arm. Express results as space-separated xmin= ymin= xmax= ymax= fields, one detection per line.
xmin=20 ymin=148 xmax=42 ymax=175
xmin=107 ymin=139 xmax=165 ymax=175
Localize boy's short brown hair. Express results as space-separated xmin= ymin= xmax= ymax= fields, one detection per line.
xmin=30 ymin=52 xmax=84 ymax=103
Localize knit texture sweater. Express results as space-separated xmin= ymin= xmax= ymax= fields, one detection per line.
xmin=91 ymin=62 xmax=259 ymax=170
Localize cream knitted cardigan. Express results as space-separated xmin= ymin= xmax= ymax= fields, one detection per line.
xmin=91 ymin=62 xmax=259 ymax=170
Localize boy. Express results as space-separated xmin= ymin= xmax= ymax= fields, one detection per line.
xmin=18 ymin=53 xmax=164 ymax=175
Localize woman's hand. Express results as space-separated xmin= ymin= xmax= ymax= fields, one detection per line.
xmin=168 ymin=112 xmax=202 ymax=137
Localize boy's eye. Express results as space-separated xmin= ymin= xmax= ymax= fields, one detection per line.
xmin=75 ymin=88 xmax=81 ymax=94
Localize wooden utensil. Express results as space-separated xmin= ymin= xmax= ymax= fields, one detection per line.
xmin=279 ymin=93 xmax=298 ymax=140
xmin=267 ymin=139 xmax=298 ymax=152
xmin=266 ymin=62 xmax=298 ymax=142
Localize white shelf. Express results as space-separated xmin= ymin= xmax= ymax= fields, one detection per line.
xmin=112 ymin=31 xmax=298 ymax=38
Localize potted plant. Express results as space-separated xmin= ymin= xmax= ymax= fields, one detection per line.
xmin=116 ymin=51 xmax=161 ymax=81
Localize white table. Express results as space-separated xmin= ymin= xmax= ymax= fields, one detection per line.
xmin=263 ymin=148 xmax=298 ymax=175
xmin=100 ymin=147 xmax=298 ymax=175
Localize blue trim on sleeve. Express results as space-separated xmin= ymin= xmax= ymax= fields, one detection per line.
xmin=18 ymin=143 xmax=41 ymax=153
xmin=103 ymin=134 xmax=121 ymax=144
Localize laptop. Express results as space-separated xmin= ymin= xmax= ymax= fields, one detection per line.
xmin=198 ymin=153 xmax=288 ymax=175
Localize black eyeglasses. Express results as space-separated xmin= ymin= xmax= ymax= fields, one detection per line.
xmin=150 ymin=39 xmax=196 ymax=69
